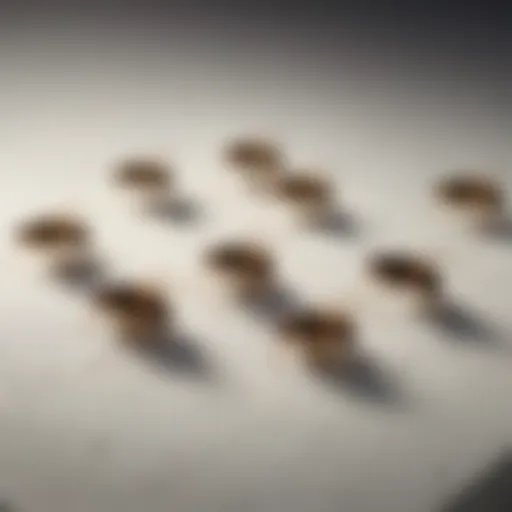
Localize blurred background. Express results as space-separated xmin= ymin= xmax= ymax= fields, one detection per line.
xmin=0 ymin=1 xmax=511 ymax=511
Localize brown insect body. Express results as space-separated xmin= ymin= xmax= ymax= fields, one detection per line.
xmin=225 ymin=138 xmax=282 ymax=171
xmin=115 ymin=158 xmax=171 ymax=188
xmin=278 ymin=309 xmax=356 ymax=370
xmin=205 ymin=241 xmax=275 ymax=301
xmin=435 ymin=174 xmax=505 ymax=230
xmin=113 ymin=157 xmax=174 ymax=210
xmin=16 ymin=214 xmax=94 ymax=275
xmin=18 ymin=214 xmax=89 ymax=250
xmin=224 ymin=138 xmax=285 ymax=193
xmin=274 ymin=173 xmax=335 ymax=225
xmin=93 ymin=282 xmax=171 ymax=346
xmin=366 ymin=252 xmax=442 ymax=316
xmin=437 ymin=176 xmax=503 ymax=209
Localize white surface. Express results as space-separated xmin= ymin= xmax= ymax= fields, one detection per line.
xmin=1 ymin=23 xmax=511 ymax=512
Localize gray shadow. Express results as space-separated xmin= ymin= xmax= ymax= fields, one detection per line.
xmin=241 ymin=283 xmax=305 ymax=323
xmin=483 ymin=216 xmax=512 ymax=243
xmin=441 ymin=451 xmax=512 ymax=512
xmin=131 ymin=330 xmax=219 ymax=384
xmin=151 ymin=196 xmax=205 ymax=226
xmin=314 ymin=210 xmax=363 ymax=240
xmin=51 ymin=257 xmax=107 ymax=293
xmin=427 ymin=300 xmax=502 ymax=350
xmin=316 ymin=353 xmax=407 ymax=409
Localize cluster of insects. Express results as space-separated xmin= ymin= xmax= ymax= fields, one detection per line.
xmin=13 ymin=136 xmax=509 ymax=376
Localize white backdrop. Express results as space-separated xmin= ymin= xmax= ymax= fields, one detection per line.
xmin=0 ymin=16 xmax=511 ymax=512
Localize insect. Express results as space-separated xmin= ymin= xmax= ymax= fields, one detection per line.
xmin=223 ymin=136 xmax=286 ymax=194
xmin=204 ymin=240 xmax=275 ymax=302
xmin=434 ymin=174 xmax=506 ymax=232
xmin=91 ymin=281 xmax=172 ymax=347
xmin=364 ymin=250 xmax=442 ymax=316
xmin=15 ymin=212 xmax=96 ymax=279
xmin=273 ymin=172 xmax=336 ymax=226
xmin=277 ymin=307 xmax=356 ymax=370
xmin=112 ymin=156 xmax=175 ymax=212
